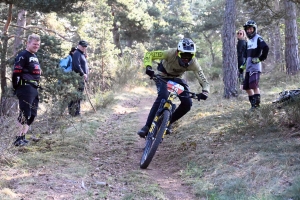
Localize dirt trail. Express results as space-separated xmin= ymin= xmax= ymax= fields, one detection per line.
xmin=0 ymin=88 xmax=196 ymax=200
xmin=134 ymin=96 xmax=195 ymax=200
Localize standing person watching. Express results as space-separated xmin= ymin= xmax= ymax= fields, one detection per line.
xmin=236 ymin=29 xmax=247 ymax=86
xmin=12 ymin=34 xmax=42 ymax=146
xmin=242 ymin=20 xmax=269 ymax=110
xmin=59 ymin=46 xmax=76 ymax=72
xmin=69 ymin=40 xmax=89 ymax=116
xmin=137 ymin=38 xmax=210 ymax=138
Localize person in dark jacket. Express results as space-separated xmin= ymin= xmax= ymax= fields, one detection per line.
xmin=68 ymin=46 xmax=77 ymax=68
xmin=243 ymin=20 xmax=269 ymax=110
xmin=12 ymin=34 xmax=42 ymax=146
xmin=236 ymin=29 xmax=247 ymax=85
xmin=68 ymin=40 xmax=89 ymax=116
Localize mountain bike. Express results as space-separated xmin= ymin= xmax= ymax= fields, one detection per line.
xmin=140 ymin=75 xmax=198 ymax=169
xmin=272 ymin=89 xmax=300 ymax=107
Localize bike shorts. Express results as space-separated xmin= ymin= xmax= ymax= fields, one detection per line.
xmin=16 ymin=85 xmax=39 ymax=124
xmin=243 ymin=71 xmax=260 ymax=90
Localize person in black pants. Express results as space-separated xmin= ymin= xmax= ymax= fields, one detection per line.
xmin=137 ymin=38 xmax=210 ymax=138
xmin=236 ymin=29 xmax=247 ymax=86
xmin=12 ymin=34 xmax=42 ymax=146
xmin=68 ymin=40 xmax=89 ymax=116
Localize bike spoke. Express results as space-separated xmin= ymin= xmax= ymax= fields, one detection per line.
xmin=140 ymin=110 xmax=170 ymax=169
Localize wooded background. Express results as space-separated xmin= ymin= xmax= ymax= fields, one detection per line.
xmin=1 ymin=0 xmax=300 ymax=114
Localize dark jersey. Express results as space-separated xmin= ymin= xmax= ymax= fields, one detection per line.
xmin=12 ymin=50 xmax=41 ymax=89
xmin=245 ymin=34 xmax=269 ymax=72
xmin=72 ymin=49 xmax=88 ymax=76
xmin=237 ymin=39 xmax=247 ymax=67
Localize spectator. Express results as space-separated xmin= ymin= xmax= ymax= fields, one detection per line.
xmin=68 ymin=40 xmax=89 ymax=116
xmin=243 ymin=20 xmax=269 ymax=110
xmin=12 ymin=34 xmax=42 ymax=146
xmin=236 ymin=29 xmax=247 ymax=86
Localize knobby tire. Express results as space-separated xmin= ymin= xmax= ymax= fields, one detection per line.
xmin=140 ymin=110 xmax=170 ymax=169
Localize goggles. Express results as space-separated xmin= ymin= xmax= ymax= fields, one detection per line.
xmin=177 ymin=51 xmax=195 ymax=60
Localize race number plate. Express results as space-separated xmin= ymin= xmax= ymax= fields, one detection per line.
xmin=167 ymin=81 xmax=184 ymax=95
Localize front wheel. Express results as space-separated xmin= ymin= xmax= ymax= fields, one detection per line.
xmin=140 ymin=110 xmax=170 ymax=169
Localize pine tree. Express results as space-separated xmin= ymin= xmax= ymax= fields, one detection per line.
xmin=222 ymin=0 xmax=238 ymax=98
xmin=284 ymin=0 xmax=299 ymax=74
xmin=0 ymin=0 xmax=86 ymax=115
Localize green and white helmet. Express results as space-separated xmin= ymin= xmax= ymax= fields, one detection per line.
xmin=177 ymin=38 xmax=196 ymax=53
xmin=177 ymin=38 xmax=196 ymax=67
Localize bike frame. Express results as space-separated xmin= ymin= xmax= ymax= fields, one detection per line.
xmin=149 ymin=93 xmax=176 ymax=139
xmin=140 ymin=75 xmax=197 ymax=169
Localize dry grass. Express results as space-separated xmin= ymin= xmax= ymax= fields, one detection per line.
xmin=163 ymin=72 xmax=300 ymax=199
xmin=1 ymin=71 xmax=300 ymax=199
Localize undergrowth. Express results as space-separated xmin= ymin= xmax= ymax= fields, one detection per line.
xmin=2 ymin=66 xmax=300 ymax=199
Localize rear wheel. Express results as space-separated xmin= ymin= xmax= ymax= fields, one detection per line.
xmin=140 ymin=110 xmax=170 ymax=169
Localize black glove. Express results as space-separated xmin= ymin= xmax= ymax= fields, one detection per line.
xmin=145 ymin=66 xmax=154 ymax=78
xmin=196 ymin=90 xmax=209 ymax=101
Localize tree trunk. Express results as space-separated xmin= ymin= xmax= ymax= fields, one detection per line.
xmin=222 ymin=0 xmax=237 ymax=98
xmin=0 ymin=4 xmax=12 ymax=115
xmin=13 ymin=10 xmax=27 ymax=55
xmin=0 ymin=4 xmax=18 ymax=116
xmin=284 ymin=0 xmax=299 ymax=74
xmin=112 ymin=21 xmax=122 ymax=56
xmin=274 ymin=23 xmax=283 ymax=70
xmin=203 ymin=32 xmax=215 ymax=64
xmin=1 ymin=4 xmax=12 ymax=95
xmin=273 ymin=0 xmax=283 ymax=70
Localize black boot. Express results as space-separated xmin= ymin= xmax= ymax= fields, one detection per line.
xmin=13 ymin=136 xmax=26 ymax=146
xmin=254 ymin=94 xmax=261 ymax=108
xmin=21 ymin=135 xmax=29 ymax=144
xmin=249 ymin=95 xmax=256 ymax=110
xmin=166 ymin=124 xmax=172 ymax=135
xmin=137 ymin=126 xmax=149 ymax=138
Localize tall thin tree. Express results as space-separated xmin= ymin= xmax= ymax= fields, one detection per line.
xmin=222 ymin=0 xmax=238 ymax=98
xmin=284 ymin=0 xmax=299 ymax=74
xmin=13 ymin=9 xmax=26 ymax=55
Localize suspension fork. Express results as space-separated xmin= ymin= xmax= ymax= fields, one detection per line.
xmin=149 ymin=95 xmax=175 ymax=135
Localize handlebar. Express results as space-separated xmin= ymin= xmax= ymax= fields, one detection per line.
xmin=152 ymin=74 xmax=198 ymax=100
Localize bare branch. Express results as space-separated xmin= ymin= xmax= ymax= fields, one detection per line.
xmin=3 ymin=4 xmax=12 ymax=34
xmin=0 ymin=21 xmax=73 ymax=42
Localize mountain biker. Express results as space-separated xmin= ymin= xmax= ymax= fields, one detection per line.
xmin=242 ymin=20 xmax=269 ymax=109
xmin=137 ymin=38 xmax=210 ymax=138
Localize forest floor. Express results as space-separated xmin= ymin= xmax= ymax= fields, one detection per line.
xmin=0 ymin=86 xmax=197 ymax=200
xmin=1 ymin=75 xmax=300 ymax=200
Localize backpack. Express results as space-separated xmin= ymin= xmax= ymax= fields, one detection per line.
xmin=58 ymin=55 xmax=72 ymax=72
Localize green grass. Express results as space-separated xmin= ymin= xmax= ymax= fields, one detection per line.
xmin=2 ymin=71 xmax=300 ymax=199
xmin=153 ymin=70 xmax=300 ymax=199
